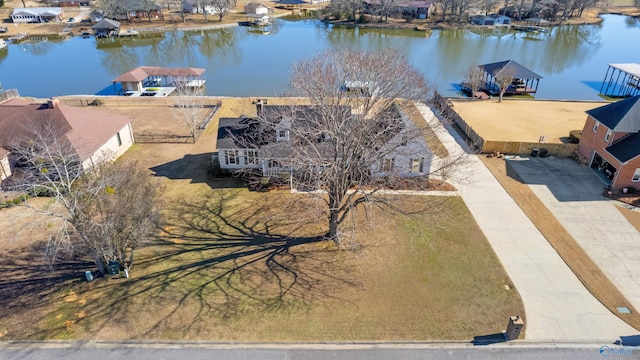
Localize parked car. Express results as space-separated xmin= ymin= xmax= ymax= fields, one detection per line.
xmin=68 ymin=18 xmax=75 ymax=23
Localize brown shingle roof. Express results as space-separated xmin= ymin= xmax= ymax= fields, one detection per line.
xmin=0 ymin=98 xmax=132 ymax=161
xmin=112 ymin=66 xmax=206 ymax=83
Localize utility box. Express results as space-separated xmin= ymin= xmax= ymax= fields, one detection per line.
xmin=107 ymin=261 xmax=120 ymax=275
xmin=505 ymin=315 xmax=524 ymax=340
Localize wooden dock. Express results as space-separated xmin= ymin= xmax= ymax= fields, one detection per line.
xmin=7 ymin=33 xmax=49 ymax=44
xmin=8 ymin=33 xmax=29 ymax=44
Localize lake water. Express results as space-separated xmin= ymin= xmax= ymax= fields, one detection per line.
xmin=1 ymin=14 xmax=639 ymax=100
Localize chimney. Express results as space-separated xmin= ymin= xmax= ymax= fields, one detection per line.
xmin=253 ymin=98 xmax=267 ymax=116
xmin=47 ymin=98 xmax=60 ymax=109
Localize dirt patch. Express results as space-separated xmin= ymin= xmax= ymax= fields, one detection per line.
xmin=451 ymin=100 xmax=605 ymax=143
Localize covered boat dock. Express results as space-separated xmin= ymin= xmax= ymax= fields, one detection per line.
xmin=111 ymin=66 xmax=206 ymax=96
xmin=600 ymin=63 xmax=640 ymax=98
xmin=480 ymin=60 xmax=543 ymax=97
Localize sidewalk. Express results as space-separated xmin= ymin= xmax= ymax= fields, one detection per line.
xmin=416 ymin=103 xmax=637 ymax=340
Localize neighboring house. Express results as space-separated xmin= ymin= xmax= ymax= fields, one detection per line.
xmin=216 ymin=104 xmax=433 ymax=179
xmin=471 ymin=14 xmax=512 ymax=25
xmin=90 ymin=9 xmax=105 ymax=22
xmin=244 ymin=3 xmax=271 ymax=14
xmin=92 ymin=18 xmax=121 ymax=37
xmin=363 ymin=0 xmax=435 ymax=19
xmin=51 ymin=0 xmax=91 ymax=6
xmin=577 ymin=95 xmax=640 ymax=190
xmin=0 ymin=98 xmax=134 ymax=182
xmin=113 ymin=0 xmax=163 ymax=21
xmin=182 ymin=0 xmax=225 ymax=15
xmin=11 ymin=7 xmax=64 ymax=23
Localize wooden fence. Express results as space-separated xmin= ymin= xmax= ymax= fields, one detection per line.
xmin=432 ymin=93 xmax=577 ymax=156
xmin=482 ymin=141 xmax=578 ymax=157
xmin=57 ymin=96 xmax=224 ymax=108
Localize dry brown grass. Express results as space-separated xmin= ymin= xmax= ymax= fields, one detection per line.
xmin=615 ymin=205 xmax=640 ymax=233
xmin=0 ymin=97 xmax=523 ymax=340
xmin=404 ymin=102 xmax=448 ymax=158
xmin=480 ymin=155 xmax=640 ymax=331
xmin=0 ymin=192 xmax=522 ymax=340
xmin=450 ymin=100 xmax=605 ymax=144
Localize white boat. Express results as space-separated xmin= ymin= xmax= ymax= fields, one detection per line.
xmin=0 ymin=39 xmax=7 ymax=49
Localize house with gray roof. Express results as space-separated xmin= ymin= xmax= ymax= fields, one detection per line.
xmin=216 ymin=103 xmax=433 ymax=182
xmin=577 ymin=95 xmax=640 ymax=190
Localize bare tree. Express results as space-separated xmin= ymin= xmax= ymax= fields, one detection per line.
xmin=94 ymin=0 xmax=125 ymax=19
xmin=247 ymin=49 xmax=466 ymax=243
xmin=173 ymin=85 xmax=207 ymax=143
xmin=139 ymin=0 xmax=163 ymax=22
xmin=492 ymin=66 xmax=516 ymax=102
xmin=461 ymin=62 xmax=485 ymax=100
xmin=196 ymin=0 xmax=211 ymax=22
xmin=76 ymin=161 xmax=163 ymax=271
xmin=9 ymin=122 xmax=162 ymax=275
xmin=209 ymin=0 xmax=232 ymax=21
xmin=327 ymin=0 xmax=363 ymax=21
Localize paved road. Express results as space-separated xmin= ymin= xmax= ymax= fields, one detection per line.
xmin=0 ymin=342 xmax=636 ymax=360
xmin=417 ymin=103 xmax=637 ymax=340
xmin=506 ymin=157 xmax=640 ymax=314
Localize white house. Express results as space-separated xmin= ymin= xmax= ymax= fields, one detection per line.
xmin=216 ymin=104 xmax=433 ymax=179
xmin=244 ymin=3 xmax=271 ymax=14
xmin=0 ymin=98 xmax=134 ymax=183
xmin=471 ymin=14 xmax=512 ymax=26
xmin=182 ymin=0 xmax=226 ymax=15
xmin=11 ymin=7 xmax=64 ymax=23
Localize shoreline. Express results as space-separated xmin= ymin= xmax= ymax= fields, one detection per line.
xmin=0 ymin=5 xmax=638 ymax=39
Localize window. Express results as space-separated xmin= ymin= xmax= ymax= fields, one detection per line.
xmin=277 ymin=129 xmax=289 ymax=141
xmin=245 ymin=150 xmax=258 ymax=165
xmin=382 ymin=158 xmax=394 ymax=172
xmin=605 ymin=129 xmax=612 ymax=143
xmin=633 ymin=168 xmax=640 ymax=182
xmin=410 ymin=158 xmax=424 ymax=173
xmin=225 ymin=150 xmax=237 ymax=165
xmin=116 ymin=132 xmax=122 ymax=146
xmin=592 ymin=121 xmax=599 ymax=133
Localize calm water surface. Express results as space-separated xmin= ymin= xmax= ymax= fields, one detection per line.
xmin=1 ymin=14 xmax=639 ymax=100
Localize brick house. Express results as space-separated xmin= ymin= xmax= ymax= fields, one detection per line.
xmin=577 ymin=95 xmax=640 ymax=190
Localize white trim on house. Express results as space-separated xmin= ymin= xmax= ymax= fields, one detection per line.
xmin=0 ymin=153 xmax=11 ymax=181
xmin=81 ymin=123 xmax=134 ymax=171
xmin=11 ymin=7 xmax=63 ymax=23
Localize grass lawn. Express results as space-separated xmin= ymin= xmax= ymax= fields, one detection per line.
xmin=0 ymin=190 xmax=522 ymax=340
xmin=0 ymin=97 xmax=522 ymax=340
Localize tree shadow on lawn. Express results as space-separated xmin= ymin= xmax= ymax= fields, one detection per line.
xmin=84 ymin=191 xmax=359 ymax=338
xmin=0 ymin=240 xmax=94 ymax=337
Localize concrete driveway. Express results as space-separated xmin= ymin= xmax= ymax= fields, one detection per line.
xmin=417 ymin=103 xmax=638 ymax=341
xmin=505 ymin=156 xmax=640 ymax=314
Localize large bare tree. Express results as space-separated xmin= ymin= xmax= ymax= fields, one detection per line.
xmin=209 ymin=0 xmax=231 ymax=21
xmin=249 ymin=49 xmax=466 ymax=243
xmin=173 ymin=85 xmax=207 ymax=143
xmin=9 ymin=122 xmax=162 ymax=275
